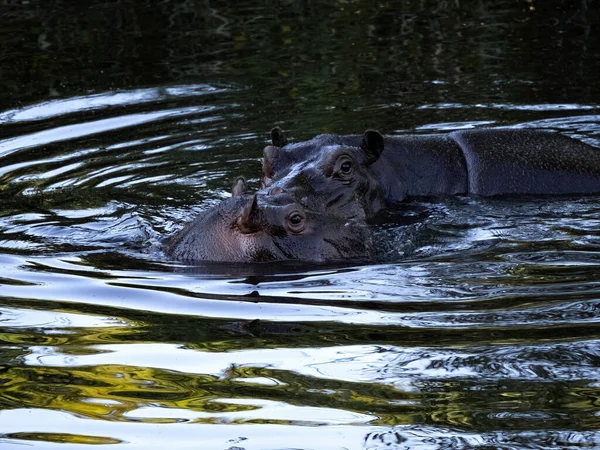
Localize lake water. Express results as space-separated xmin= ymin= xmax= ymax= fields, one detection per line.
xmin=1 ymin=1 xmax=600 ymax=449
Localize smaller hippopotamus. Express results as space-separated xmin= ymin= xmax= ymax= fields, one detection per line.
xmin=261 ymin=127 xmax=600 ymax=220
xmin=164 ymin=178 xmax=374 ymax=263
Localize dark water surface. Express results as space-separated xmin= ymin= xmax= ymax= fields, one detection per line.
xmin=2 ymin=1 xmax=600 ymax=449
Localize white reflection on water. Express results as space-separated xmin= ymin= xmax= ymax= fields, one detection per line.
xmin=0 ymin=106 xmax=219 ymax=158
xmin=12 ymin=161 xmax=84 ymax=182
xmin=126 ymin=399 xmax=376 ymax=424
xmin=2 ymin=408 xmax=600 ymax=449
xmin=418 ymin=103 xmax=599 ymax=111
xmin=23 ymin=340 xmax=600 ymax=384
xmin=0 ymin=306 xmax=128 ymax=329
xmin=1 ymin=253 xmax=600 ymax=328
xmin=0 ymin=84 xmax=231 ymax=123
xmin=0 ymin=146 xmax=99 ymax=179
xmin=0 ymin=408 xmax=401 ymax=450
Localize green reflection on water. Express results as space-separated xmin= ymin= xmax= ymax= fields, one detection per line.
xmin=4 ymin=432 xmax=122 ymax=445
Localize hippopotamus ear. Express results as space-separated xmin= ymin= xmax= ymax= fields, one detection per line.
xmin=237 ymin=194 xmax=263 ymax=234
xmin=231 ymin=177 xmax=247 ymax=197
xmin=262 ymin=146 xmax=278 ymax=187
xmin=271 ymin=127 xmax=288 ymax=148
xmin=360 ymin=130 xmax=384 ymax=165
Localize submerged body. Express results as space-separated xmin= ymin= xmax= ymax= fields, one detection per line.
xmin=261 ymin=128 xmax=600 ymax=220
xmin=165 ymin=191 xmax=374 ymax=263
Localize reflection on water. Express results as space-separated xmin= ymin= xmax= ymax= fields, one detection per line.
xmin=2 ymin=93 xmax=600 ymax=449
xmin=2 ymin=0 xmax=600 ymax=448
xmin=3 ymin=186 xmax=600 ymax=448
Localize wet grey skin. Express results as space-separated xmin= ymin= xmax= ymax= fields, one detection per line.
xmin=261 ymin=127 xmax=600 ymax=221
xmin=164 ymin=178 xmax=374 ymax=263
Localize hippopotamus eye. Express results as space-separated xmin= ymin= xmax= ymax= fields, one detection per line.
xmin=286 ymin=211 xmax=307 ymax=233
xmin=334 ymin=156 xmax=354 ymax=178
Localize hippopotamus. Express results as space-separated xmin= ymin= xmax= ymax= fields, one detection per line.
xmin=164 ymin=178 xmax=374 ymax=263
xmin=261 ymin=127 xmax=600 ymax=220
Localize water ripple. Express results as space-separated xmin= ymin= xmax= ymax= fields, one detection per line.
xmin=0 ymin=84 xmax=232 ymax=123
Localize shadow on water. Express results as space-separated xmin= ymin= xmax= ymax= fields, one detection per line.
xmin=2 ymin=0 xmax=600 ymax=449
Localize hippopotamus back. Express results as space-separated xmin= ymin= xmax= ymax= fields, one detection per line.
xmin=450 ymin=129 xmax=600 ymax=196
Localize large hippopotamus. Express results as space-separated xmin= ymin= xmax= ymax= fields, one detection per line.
xmin=165 ymin=179 xmax=373 ymax=263
xmin=261 ymin=127 xmax=600 ymax=220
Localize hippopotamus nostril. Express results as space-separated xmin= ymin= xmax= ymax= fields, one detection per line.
xmin=269 ymin=187 xmax=284 ymax=195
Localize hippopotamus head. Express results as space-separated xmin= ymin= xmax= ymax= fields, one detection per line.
xmin=262 ymin=127 xmax=361 ymax=187
xmin=261 ymin=128 xmax=387 ymax=221
xmin=165 ymin=178 xmax=374 ymax=263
